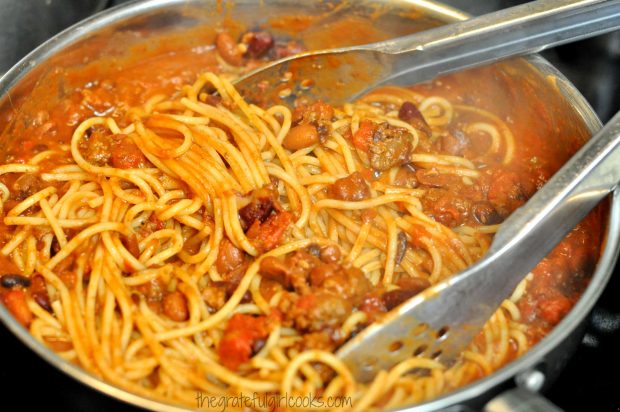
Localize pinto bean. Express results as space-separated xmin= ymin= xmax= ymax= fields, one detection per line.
xmin=216 ymin=238 xmax=246 ymax=275
xmin=319 ymin=245 xmax=341 ymax=263
xmin=215 ymin=32 xmax=244 ymax=66
xmin=282 ymin=124 xmax=319 ymax=151
xmin=202 ymin=94 xmax=222 ymax=106
xmin=212 ymin=278 xmax=252 ymax=304
xmin=329 ymin=172 xmax=371 ymax=201
xmin=202 ymin=285 xmax=226 ymax=312
xmin=163 ymin=291 xmax=189 ymax=322
xmin=259 ymin=279 xmax=284 ymax=302
xmin=252 ymin=337 xmax=267 ymax=354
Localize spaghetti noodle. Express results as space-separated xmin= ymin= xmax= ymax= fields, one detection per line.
xmin=0 ymin=70 xmax=596 ymax=410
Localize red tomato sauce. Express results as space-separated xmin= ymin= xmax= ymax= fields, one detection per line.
xmin=0 ymin=14 xmax=606 ymax=349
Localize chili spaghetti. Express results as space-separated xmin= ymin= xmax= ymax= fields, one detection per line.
xmin=0 ymin=71 xmax=594 ymax=410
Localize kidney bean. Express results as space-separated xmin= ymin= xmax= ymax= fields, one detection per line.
xmin=245 ymin=31 xmax=274 ymax=58
xmin=472 ymin=201 xmax=502 ymax=225
xmin=215 ymin=32 xmax=244 ymax=66
xmin=1 ymin=274 xmax=31 ymax=289
xmin=274 ymin=41 xmax=305 ymax=59
xmin=12 ymin=174 xmax=42 ymax=201
xmin=162 ymin=291 xmax=189 ymax=322
xmin=394 ymin=232 xmax=408 ymax=265
xmin=33 ymin=291 xmax=52 ymax=313
xmin=383 ymin=277 xmax=432 ymax=310
xmin=398 ymin=101 xmax=431 ymax=136
xmin=121 ymin=233 xmax=141 ymax=259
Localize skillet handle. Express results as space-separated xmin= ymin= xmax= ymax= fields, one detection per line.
xmin=484 ymin=388 xmax=563 ymax=412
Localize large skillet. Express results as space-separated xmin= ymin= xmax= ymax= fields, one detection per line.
xmin=0 ymin=1 xmax=617 ymax=411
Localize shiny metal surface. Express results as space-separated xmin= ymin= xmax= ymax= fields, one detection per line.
xmin=235 ymin=0 xmax=620 ymax=105
xmin=0 ymin=1 xmax=617 ymax=412
xmin=484 ymin=388 xmax=563 ymax=412
xmin=337 ymin=109 xmax=620 ymax=382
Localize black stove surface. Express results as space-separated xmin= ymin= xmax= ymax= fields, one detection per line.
xmin=0 ymin=1 xmax=619 ymax=411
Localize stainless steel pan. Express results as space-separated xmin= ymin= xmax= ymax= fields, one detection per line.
xmin=0 ymin=1 xmax=617 ymax=411
xmin=0 ymin=0 xmax=107 ymax=74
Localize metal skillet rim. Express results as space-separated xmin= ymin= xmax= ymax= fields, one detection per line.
xmin=0 ymin=1 xmax=617 ymax=411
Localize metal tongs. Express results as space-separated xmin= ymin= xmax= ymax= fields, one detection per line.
xmin=235 ymin=0 xmax=620 ymax=106
xmin=233 ymin=0 xmax=620 ymax=381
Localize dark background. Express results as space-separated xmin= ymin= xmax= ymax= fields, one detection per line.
xmin=0 ymin=1 xmax=618 ymax=411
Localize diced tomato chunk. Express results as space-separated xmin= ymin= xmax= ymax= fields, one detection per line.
xmin=246 ymin=211 xmax=293 ymax=253
xmin=538 ymin=295 xmax=572 ymax=325
xmin=352 ymin=120 xmax=376 ymax=152
xmin=407 ymin=224 xmax=430 ymax=248
xmin=110 ymin=137 xmax=148 ymax=169
xmin=218 ymin=313 xmax=273 ymax=370
xmin=3 ymin=290 xmax=33 ymax=327
xmin=296 ymin=294 xmax=316 ymax=311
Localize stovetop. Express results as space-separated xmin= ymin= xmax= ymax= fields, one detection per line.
xmin=0 ymin=1 xmax=618 ymax=411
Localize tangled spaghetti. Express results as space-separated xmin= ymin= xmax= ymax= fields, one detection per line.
xmin=0 ymin=72 xmax=567 ymax=410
